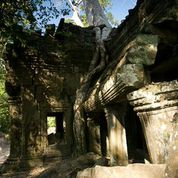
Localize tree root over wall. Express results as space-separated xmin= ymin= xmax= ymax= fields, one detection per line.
xmin=73 ymin=26 xmax=111 ymax=155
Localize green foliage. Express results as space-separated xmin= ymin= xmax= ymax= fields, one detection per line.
xmin=81 ymin=14 xmax=88 ymax=27
xmin=99 ymin=0 xmax=112 ymax=10
xmin=0 ymin=59 xmax=10 ymax=134
xmin=47 ymin=117 xmax=56 ymax=128
xmin=99 ymin=0 xmax=119 ymax=26
xmin=106 ymin=12 xmax=119 ymax=26
xmin=0 ymin=0 xmax=61 ymax=38
xmin=65 ymin=18 xmax=77 ymax=25
xmin=78 ymin=0 xmax=118 ymax=27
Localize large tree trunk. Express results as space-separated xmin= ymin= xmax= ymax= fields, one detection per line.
xmin=83 ymin=0 xmax=111 ymax=28
xmin=68 ymin=0 xmax=111 ymax=28
xmin=73 ymin=26 xmax=111 ymax=154
xmin=67 ymin=0 xmax=84 ymax=27
xmin=73 ymin=0 xmax=112 ymax=155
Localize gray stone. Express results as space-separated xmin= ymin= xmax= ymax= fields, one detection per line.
xmin=77 ymin=164 xmax=166 ymax=178
xmin=126 ymin=34 xmax=159 ymax=65
xmin=127 ymin=80 xmax=178 ymax=163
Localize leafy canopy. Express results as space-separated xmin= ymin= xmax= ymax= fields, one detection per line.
xmin=0 ymin=57 xmax=9 ymax=134
xmin=1 ymin=0 xmax=62 ymax=33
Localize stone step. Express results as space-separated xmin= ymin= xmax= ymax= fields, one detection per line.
xmin=43 ymin=144 xmax=71 ymax=163
xmin=77 ymin=164 xmax=166 ymax=178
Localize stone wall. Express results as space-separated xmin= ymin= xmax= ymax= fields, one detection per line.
xmin=83 ymin=0 xmax=178 ymax=169
xmin=1 ymin=20 xmax=96 ymax=171
xmin=1 ymin=0 xmax=178 ymax=176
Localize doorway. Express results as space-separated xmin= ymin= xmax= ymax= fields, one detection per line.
xmin=99 ymin=112 xmax=108 ymax=157
xmin=47 ymin=112 xmax=65 ymax=145
xmin=125 ymin=105 xmax=149 ymax=163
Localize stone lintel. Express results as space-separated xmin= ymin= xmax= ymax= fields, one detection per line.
xmin=99 ymin=64 xmax=147 ymax=106
xmin=84 ymin=64 xmax=148 ymax=113
xmin=127 ymin=80 xmax=178 ymax=112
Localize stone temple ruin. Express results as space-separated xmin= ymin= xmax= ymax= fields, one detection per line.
xmin=1 ymin=0 xmax=178 ymax=177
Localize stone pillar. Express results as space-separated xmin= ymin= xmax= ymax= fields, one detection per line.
xmin=127 ymin=80 xmax=178 ymax=164
xmin=19 ymin=85 xmax=45 ymax=168
xmin=62 ymin=106 xmax=73 ymax=155
xmin=104 ymin=104 xmax=128 ymax=166
xmin=0 ymin=96 xmax=22 ymax=173
xmin=2 ymin=57 xmax=23 ymax=171
xmin=164 ymin=112 xmax=178 ymax=178
xmin=87 ymin=118 xmax=102 ymax=155
xmin=8 ymin=97 xmax=22 ymax=160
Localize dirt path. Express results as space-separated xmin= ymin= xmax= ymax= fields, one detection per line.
xmin=0 ymin=133 xmax=10 ymax=166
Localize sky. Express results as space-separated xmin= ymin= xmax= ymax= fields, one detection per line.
xmin=48 ymin=0 xmax=137 ymax=27
xmin=111 ymin=0 xmax=137 ymax=24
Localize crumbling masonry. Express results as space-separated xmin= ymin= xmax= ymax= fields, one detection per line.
xmin=1 ymin=0 xmax=178 ymax=177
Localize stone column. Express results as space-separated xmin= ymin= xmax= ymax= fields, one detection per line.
xmin=87 ymin=118 xmax=102 ymax=155
xmin=127 ymin=80 xmax=178 ymax=164
xmin=0 ymin=97 xmax=22 ymax=173
xmin=8 ymin=97 xmax=22 ymax=160
xmin=2 ymin=57 xmax=23 ymax=171
xmin=164 ymin=112 xmax=178 ymax=178
xmin=62 ymin=106 xmax=73 ymax=155
xmin=104 ymin=104 xmax=128 ymax=166
xmin=19 ymin=84 xmax=45 ymax=168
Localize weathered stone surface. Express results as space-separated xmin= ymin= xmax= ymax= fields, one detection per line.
xmin=84 ymin=85 xmax=101 ymax=112
xmin=8 ymin=97 xmax=22 ymax=159
xmin=85 ymin=63 xmax=149 ymax=112
xmin=104 ymin=104 xmax=128 ymax=166
xmin=87 ymin=119 xmax=102 ymax=155
xmin=85 ymin=31 xmax=159 ymax=113
xmin=164 ymin=140 xmax=178 ymax=178
xmin=164 ymin=112 xmax=178 ymax=178
xmin=125 ymin=34 xmax=158 ymax=65
xmin=77 ymin=164 xmax=166 ymax=178
xmin=127 ymin=80 xmax=178 ymax=163
xmin=117 ymin=64 xmax=148 ymax=88
xmin=1 ymin=20 xmax=95 ymax=171
xmin=37 ymin=153 xmax=104 ymax=178
xmin=127 ymin=80 xmax=178 ymax=112
xmin=0 ymin=97 xmax=22 ymax=172
xmin=2 ymin=0 xmax=178 ymax=175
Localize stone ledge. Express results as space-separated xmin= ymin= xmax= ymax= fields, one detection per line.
xmin=127 ymin=80 xmax=178 ymax=112
xmin=77 ymin=164 xmax=166 ymax=178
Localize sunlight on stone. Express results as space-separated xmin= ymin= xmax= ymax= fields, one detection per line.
xmin=103 ymin=77 xmax=115 ymax=92
xmin=143 ymin=92 xmax=156 ymax=103
xmin=24 ymin=89 xmax=34 ymax=100
xmin=161 ymin=124 xmax=167 ymax=131
xmin=110 ymin=129 xmax=119 ymax=149
xmin=49 ymin=97 xmax=59 ymax=107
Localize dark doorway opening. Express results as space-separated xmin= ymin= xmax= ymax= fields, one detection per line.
xmin=86 ymin=112 xmax=108 ymax=156
xmin=47 ymin=112 xmax=65 ymax=145
xmin=99 ymin=112 xmax=108 ymax=157
xmin=125 ymin=105 xmax=149 ymax=163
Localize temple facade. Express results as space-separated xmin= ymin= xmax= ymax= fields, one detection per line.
xmin=1 ymin=0 xmax=178 ymax=176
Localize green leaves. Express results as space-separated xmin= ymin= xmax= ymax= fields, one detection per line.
xmin=106 ymin=12 xmax=119 ymax=26
xmin=0 ymin=60 xmax=10 ymax=134
xmin=99 ymin=0 xmax=112 ymax=10
xmin=0 ymin=0 xmax=60 ymax=34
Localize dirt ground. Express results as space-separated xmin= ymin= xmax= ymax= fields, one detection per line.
xmin=0 ymin=132 xmax=10 ymax=166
